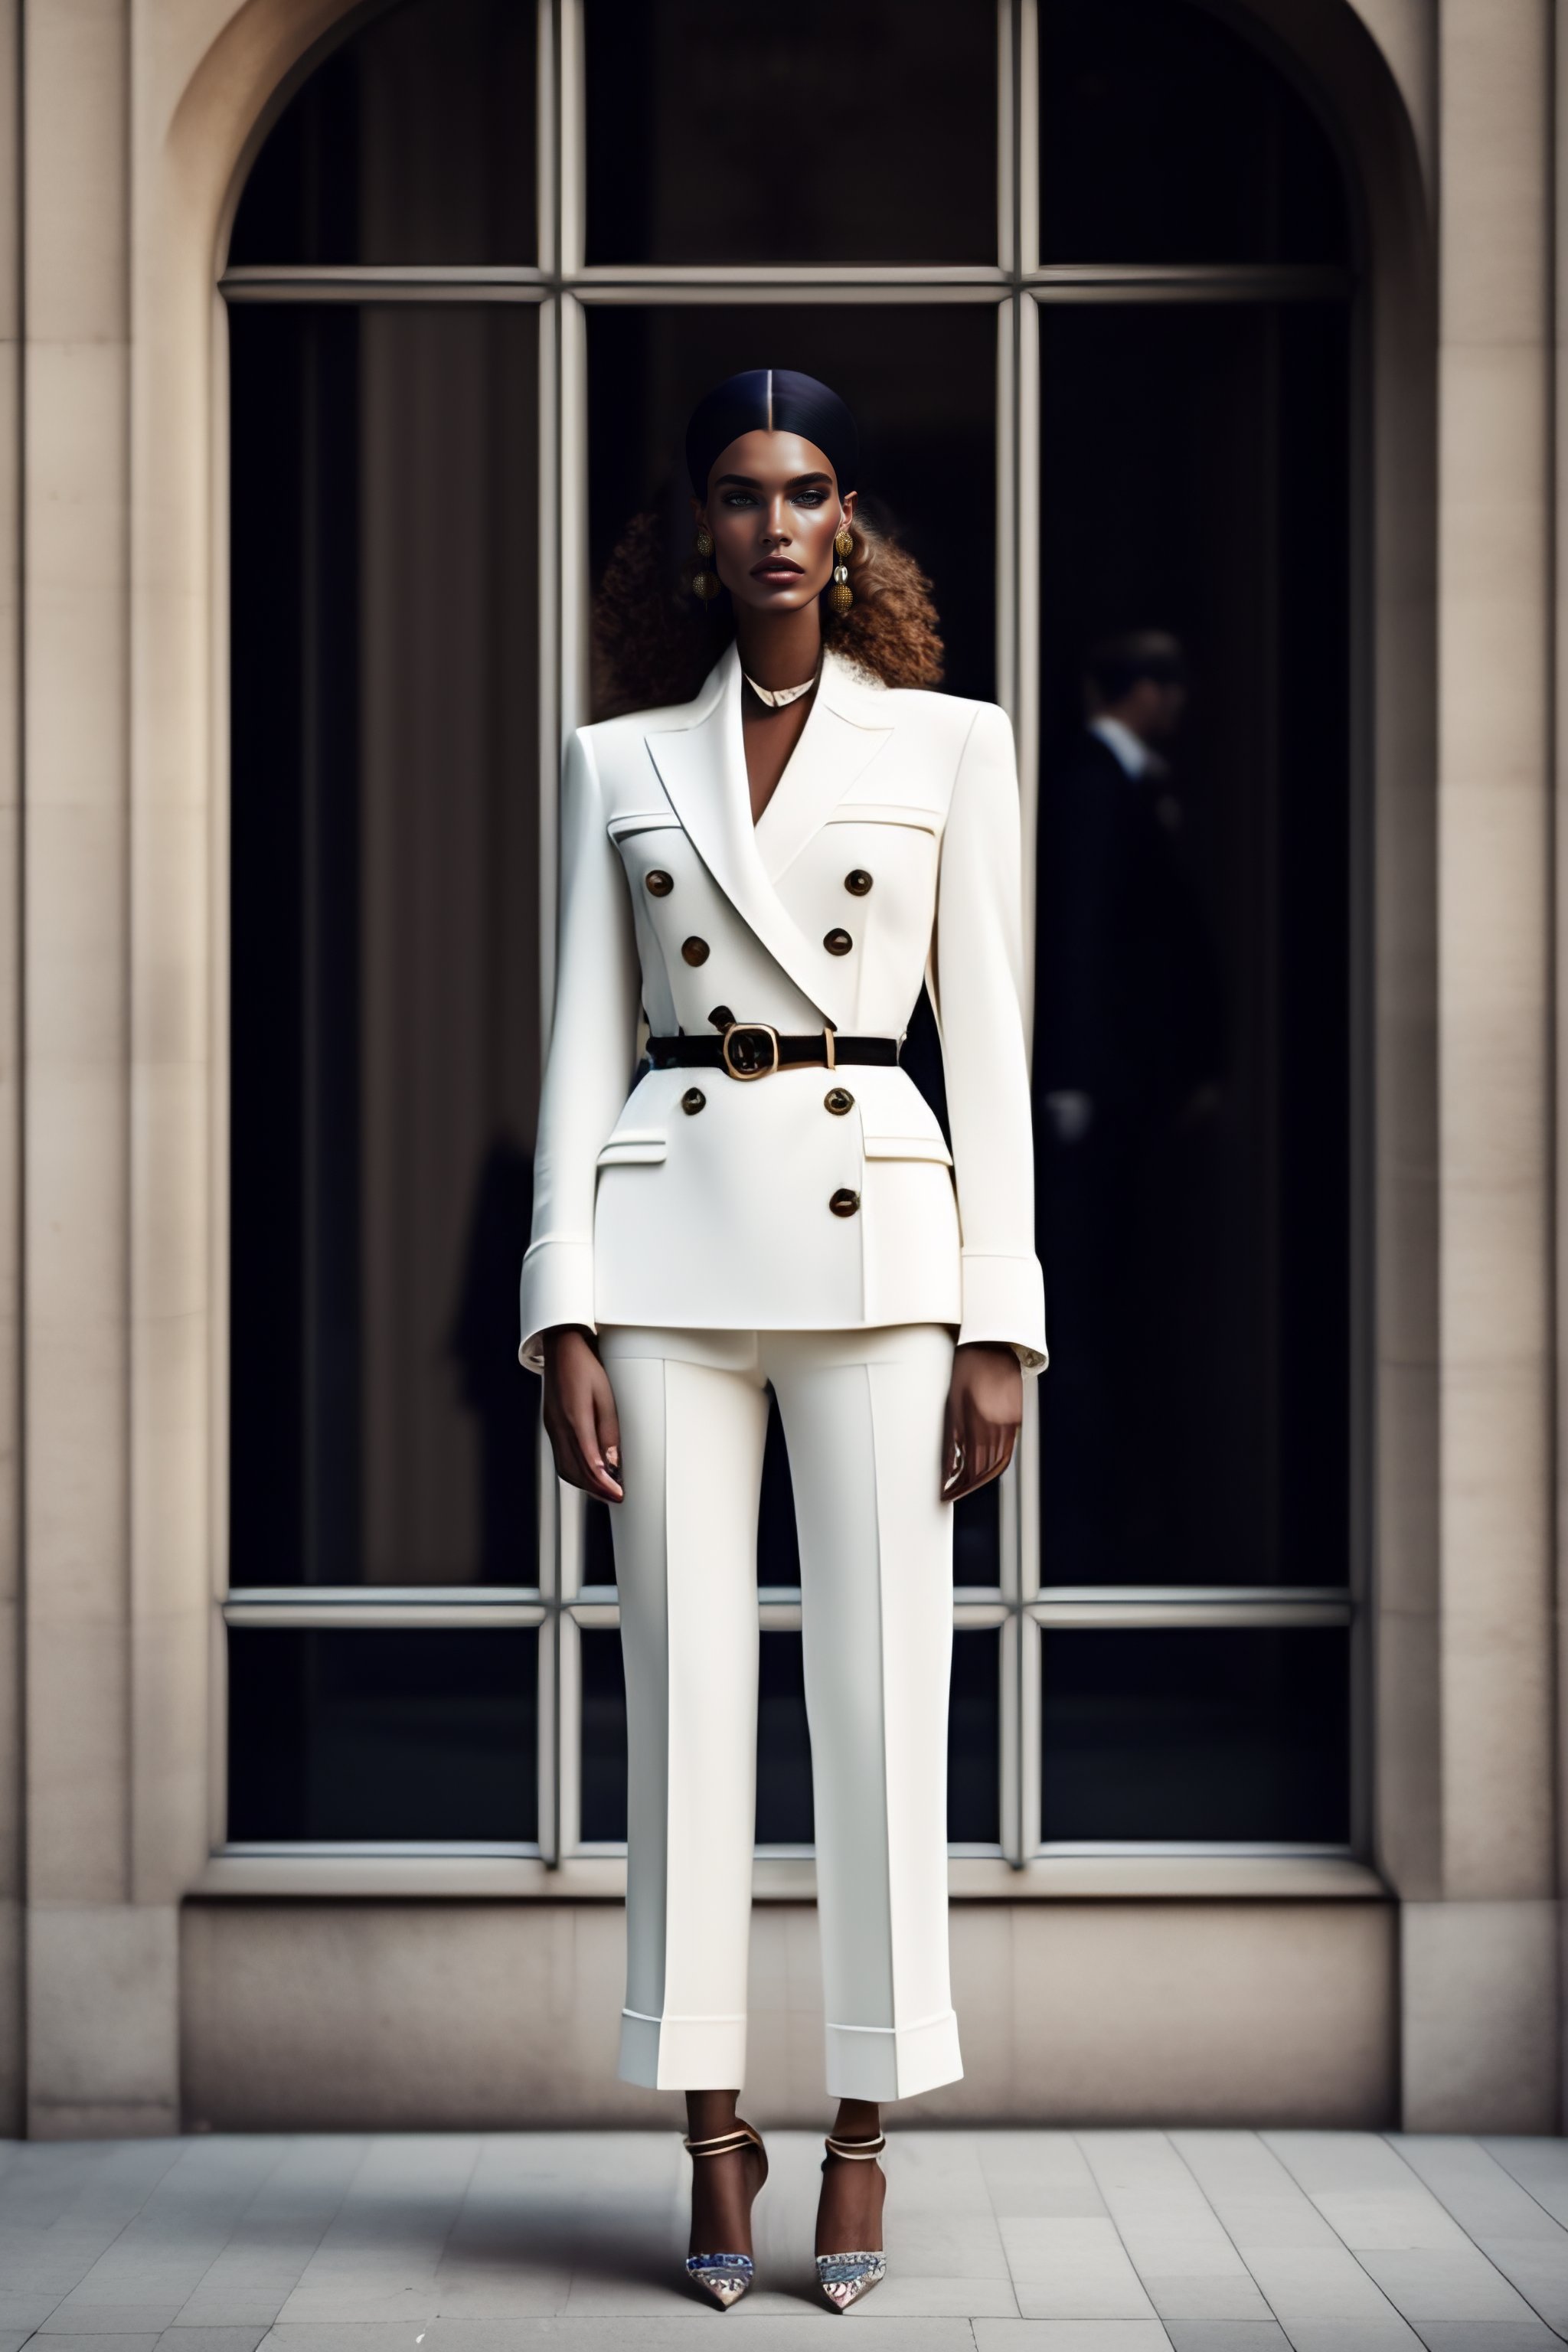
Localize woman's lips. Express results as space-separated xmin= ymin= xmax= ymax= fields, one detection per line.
xmin=751 ymin=560 xmax=804 ymax=580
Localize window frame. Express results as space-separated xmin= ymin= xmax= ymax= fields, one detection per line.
xmin=211 ymin=0 xmax=1371 ymax=1900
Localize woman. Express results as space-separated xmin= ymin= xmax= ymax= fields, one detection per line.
xmin=521 ymin=369 xmax=1045 ymax=2311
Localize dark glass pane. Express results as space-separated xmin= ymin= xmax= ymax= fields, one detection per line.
xmin=586 ymin=1390 xmax=992 ymax=1596
xmin=756 ymin=1632 xmax=815 ymax=1846
xmin=230 ymin=304 xmax=541 ymax=1584
xmin=580 ymin=1626 xmax=629 ymax=1842
xmin=1039 ymin=1625 xmax=1350 ymax=1842
xmin=580 ymin=1394 xmax=810 ymax=1591
xmin=576 ymin=1625 xmax=814 ymax=1847
xmin=758 ymin=1380 xmax=998 ymax=1588
xmin=587 ymin=304 xmax=996 ymax=707
xmin=227 ymin=1627 xmax=537 ymax=1841
xmin=1040 ymin=0 xmax=1350 ymax=264
xmin=230 ymin=0 xmax=535 ymax=266
xmin=593 ymin=1374 xmax=995 ymax=1594
xmin=1034 ymin=302 xmax=1350 ymax=1584
xmin=581 ymin=1622 xmax=997 ymax=1848
xmin=758 ymin=1395 xmax=800 ymax=1587
xmin=583 ymin=1499 xmax=617 ymax=1587
xmin=953 ymin=1481 xmax=1001 ymax=1589
xmin=948 ymin=1628 xmax=1000 ymax=1844
xmin=584 ymin=0 xmax=995 ymax=266
xmin=898 ymin=995 xmax=1002 ymax=1591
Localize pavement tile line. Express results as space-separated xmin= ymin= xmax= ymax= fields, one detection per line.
xmin=1264 ymin=2130 xmax=1566 ymax=2348
xmin=170 ymin=2137 xmax=375 ymax=2334
xmin=1484 ymin=2141 xmax=1568 ymax=2236
xmin=37 ymin=2138 xmax=359 ymax=2341
xmin=1380 ymin=2132 xmax=1568 ymax=2345
xmin=4 ymin=2140 xmax=196 ymax=2328
xmin=7 ymin=2134 xmax=1568 ymax=2344
xmin=1158 ymin=2128 xmax=1297 ymax=2344
xmin=1176 ymin=2128 xmax=1426 ymax=2347
xmin=1070 ymin=2130 xmax=1236 ymax=2327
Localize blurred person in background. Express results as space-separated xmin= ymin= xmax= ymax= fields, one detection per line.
xmin=1034 ymin=630 xmax=1226 ymax=1578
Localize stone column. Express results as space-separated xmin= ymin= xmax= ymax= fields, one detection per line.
xmin=22 ymin=0 xmax=177 ymax=2137
xmin=1557 ymin=0 xmax=1568 ymax=2138
xmin=0 ymin=0 xmax=19 ymax=2141
xmin=1402 ymin=0 xmax=1560 ymax=2133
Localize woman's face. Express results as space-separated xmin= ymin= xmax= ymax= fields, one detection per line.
xmin=694 ymin=430 xmax=857 ymax=616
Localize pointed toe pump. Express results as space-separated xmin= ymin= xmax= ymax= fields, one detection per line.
xmin=815 ymin=2132 xmax=889 ymax=2312
xmin=683 ymin=2121 xmax=768 ymax=2309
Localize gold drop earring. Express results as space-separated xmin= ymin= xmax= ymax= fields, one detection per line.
xmin=692 ymin=523 xmax=720 ymax=602
xmin=828 ymin=524 xmax=854 ymax=616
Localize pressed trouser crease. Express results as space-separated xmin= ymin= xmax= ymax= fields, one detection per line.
xmin=601 ymin=1323 xmax=963 ymax=2101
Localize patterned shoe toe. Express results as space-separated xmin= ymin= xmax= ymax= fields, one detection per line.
xmin=685 ymin=2251 xmax=755 ymax=2308
xmin=815 ymin=2251 xmax=888 ymax=2311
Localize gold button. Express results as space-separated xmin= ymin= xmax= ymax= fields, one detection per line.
xmin=844 ymin=870 xmax=873 ymax=896
xmin=681 ymin=936 xmax=710 ymax=965
xmin=708 ymin=1004 xmax=735 ymax=1030
xmin=645 ymin=870 xmax=674 ymax=897
xmin=828 ymin=1187 xmax=861 ymax=1217
xmin=825 ymin=1087 xmax=854 ymax=1116
xmin=681 ymin=1087 xmax=706 ymax=1116
xmin=823 ymin=928 xmax=854 ymax=956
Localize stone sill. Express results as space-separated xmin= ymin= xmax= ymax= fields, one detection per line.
xmin=189 ymin=1852 xmax=1389 ymax=1903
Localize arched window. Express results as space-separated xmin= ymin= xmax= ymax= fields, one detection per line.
xmin=222 ymin=0 xmax=1357 ymax=1874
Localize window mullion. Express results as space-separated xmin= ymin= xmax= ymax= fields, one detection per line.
xmin=1028 ymin=1590 xmax=1354 ymax=1630
xmin=558 ymin=0 xmax=586 ymax=276
xmin=997 ymin=0 xmax=1014 ymax=276
xmin=537 ymin=1608 xmax=560 ymax=1864
xmin=995 ymin=295 xmax=1018 ymax=724
xmin=559 ymin=291 xmax=590 ymax=734
xmin=537 ymin=0 xmax=558 ymax=276
xmin=1019 ymin=1592 xmax=1042 ymax=1856
xmin=557 ymin=1609 xmax=584 ymax=1856
xmin=1000 ymin=1605 xmax=1022 ymax=1864
xmin=1018 ymin=0 xmax=1039 ymax=276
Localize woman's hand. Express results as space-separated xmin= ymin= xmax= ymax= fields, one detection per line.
xmin=541 ymin=1326 xmax=623 ymax=1501
xmin=942 ymin=1341 xmax=1023 ymax=1502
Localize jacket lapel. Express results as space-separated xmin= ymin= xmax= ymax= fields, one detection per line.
xmin=643 ymin=643 xmax=858 ymax=1027
xmin=753 ymin=651 xmax=893 ymax=884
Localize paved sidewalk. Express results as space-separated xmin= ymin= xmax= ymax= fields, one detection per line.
xmin=1 ymin=2129 xmax=1566 ymax=2350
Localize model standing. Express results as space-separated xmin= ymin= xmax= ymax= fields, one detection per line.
xmin=521 ymin=370 xmax=1045 ymax=2310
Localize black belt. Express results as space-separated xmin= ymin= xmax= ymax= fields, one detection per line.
xmin=646 ymin=1024 xmax=901 ymax=1082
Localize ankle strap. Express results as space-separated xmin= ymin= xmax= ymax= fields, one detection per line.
xmin=825 ymin=2132 xmax=886 ymax=2161
xmin=684 ymin=2122 xmax=763 ymax=2160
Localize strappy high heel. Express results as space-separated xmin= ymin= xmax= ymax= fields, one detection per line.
xmin=682 ymin=2121 xmax=768 ymax=2309
xmin=815 ymin=2132 xmax=889 ymax=2311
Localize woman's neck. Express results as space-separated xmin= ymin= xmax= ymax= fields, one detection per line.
xmin=733 ymin=606 xmax=824 ymax=693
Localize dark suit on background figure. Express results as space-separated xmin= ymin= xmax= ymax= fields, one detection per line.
xmin=1034 ymin=640 xmax=1226 ymax=1579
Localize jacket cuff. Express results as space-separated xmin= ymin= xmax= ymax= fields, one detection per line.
xmin=956 ymin=1250 xmax=1048 ymax=1374
xmin=518 ymin=1237 xmax=597 ymax=1374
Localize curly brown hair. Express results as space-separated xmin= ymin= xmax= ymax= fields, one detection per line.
xmin=590 ymin=506 xmax=945 ymax=720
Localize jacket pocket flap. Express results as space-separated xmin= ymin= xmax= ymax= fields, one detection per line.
xmin=607 ymin=810 xmax=678 ymax=842
xmin=862 ymin=1132 xmax=953 ymax=1167
xmin=596 ymin=1135 xmax=668 ymax=1166
xmin=827 ymin=801 xmax=942 ymax=834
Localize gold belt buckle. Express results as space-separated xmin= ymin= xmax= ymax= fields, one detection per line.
xmin=720 ymin=1021 xmax=781 ymax=1080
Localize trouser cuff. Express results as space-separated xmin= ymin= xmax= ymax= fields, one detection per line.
xmin=825 ymin=2007 xmax=963 ymax=2100
xmin=618 ymin=2007 xmax=749 ymax=2090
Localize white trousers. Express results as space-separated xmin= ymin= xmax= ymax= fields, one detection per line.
xmin=599 ymin=1321 xmax=964 ymax=2103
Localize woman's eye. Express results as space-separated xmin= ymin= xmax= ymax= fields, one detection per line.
xmin=794 ymin=488 xmax=828 ymax=506
xmin=722 ymin=491 xmax=758 ymax=508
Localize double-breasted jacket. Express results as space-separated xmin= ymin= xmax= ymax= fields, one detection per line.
xmin=519 ymin=642 xmax=1047 ymax=1371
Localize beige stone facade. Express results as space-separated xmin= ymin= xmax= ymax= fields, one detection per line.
xmin=0 ymin=0 xmax=1563 ymax=2139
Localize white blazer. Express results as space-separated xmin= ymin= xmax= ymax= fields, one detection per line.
xmin=519 ymin=642 xmax=1047 ymax=1371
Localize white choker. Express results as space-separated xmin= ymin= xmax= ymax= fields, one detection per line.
xmin=743 ymin=665 xmax=819 ymax=710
